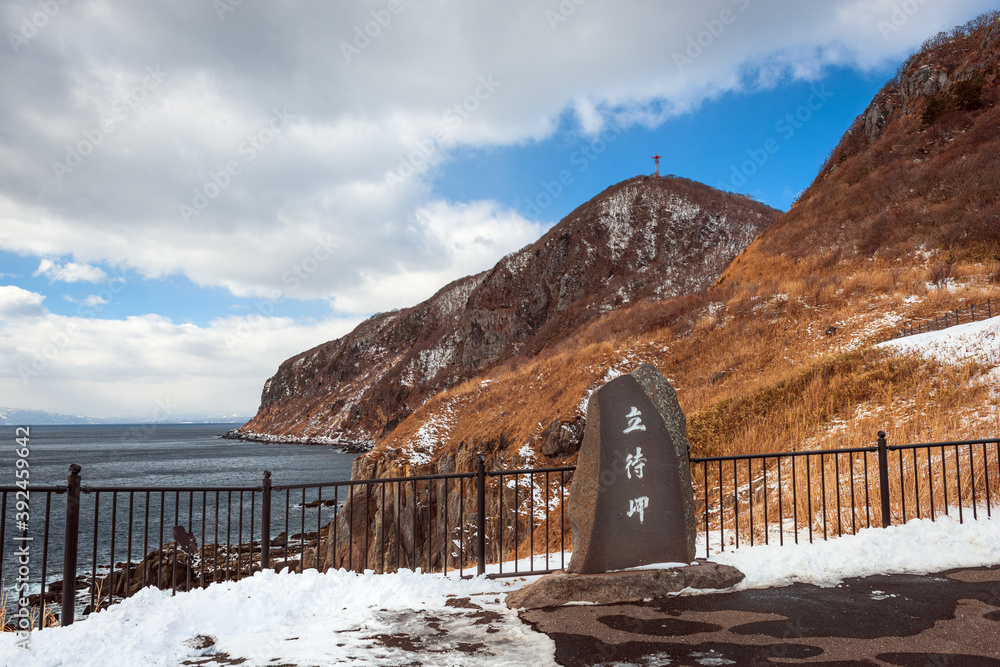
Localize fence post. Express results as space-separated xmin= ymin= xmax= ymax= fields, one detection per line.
xmin=476 ymin=455 xmax=486 ymax=577
xmin=877 ymin=431 xmax=891 ymax=528
xmin=61 ymin=464 xmax=82 ymax=627
xmin=261 ymin=470 xmax=272 ymax=571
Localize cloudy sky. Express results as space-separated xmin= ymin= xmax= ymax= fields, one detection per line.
xmin=1 ymin=0 xmax=995 ymax=422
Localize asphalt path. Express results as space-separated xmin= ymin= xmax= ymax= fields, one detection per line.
xmin=520 ymin=565 xmax=1000 ymax=666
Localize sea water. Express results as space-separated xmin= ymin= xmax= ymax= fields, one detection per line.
xmin=0 ymin=424 xmax=359 ymax=608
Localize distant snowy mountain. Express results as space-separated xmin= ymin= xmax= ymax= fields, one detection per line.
xmin=0 ymin=408 xmax=251 ymax=426
xmin=0 ymin=407 xmax=102 ymax=425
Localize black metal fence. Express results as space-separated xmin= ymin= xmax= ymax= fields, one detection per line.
xmin=2 ymin=432 xmax=996 ymax=631
xmin=692 ymin=433 xmax=1000 ymax=558
xmin=877 ymin=297 xmax=998 ymax=344
xmin=0 ymin=459 xmax=574 ymax=630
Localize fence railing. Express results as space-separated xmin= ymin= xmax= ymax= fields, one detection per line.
xmin=2 ymin=432 xmax=996 ymax=630
xmin=878 ymin=297 xmax=998 ymax=344
xmin=1 ymin=460 xmax=575 ymax=630
xmin=691 ymin=433 xmax=999 ymax=558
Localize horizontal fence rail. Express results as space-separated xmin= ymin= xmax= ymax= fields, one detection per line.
xmin=2 ymin=432 xmax=996 ymax=630
xmin=877 ymin=297 xmax=998 ymax=344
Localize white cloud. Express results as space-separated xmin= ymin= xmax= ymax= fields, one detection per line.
xmin=33 ymin=259 xmax=108 ymax=284
xmin=1 ymin=0 xmax=993 ymax=314
xmin=0 ymin=299 xmax=362 ymax=420
xmin=65 ymin=294 xmax=110 ymax=307
xmin=0 ymin=285 xmax=46 ymax=319
xmin=331 ymin=199 xmax=545 ymax=313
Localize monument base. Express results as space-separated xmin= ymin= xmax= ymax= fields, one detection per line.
xmin=505 ymin=561 xmax=745 ymax=610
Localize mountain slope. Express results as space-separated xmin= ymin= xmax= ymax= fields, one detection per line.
xmin=237 ymin=176 xmax=780 ymax=446
xmin=349 ymin=13 xmax=1000 ymax=482
xmin=751 ymin=14 xmax=1000 ymax=268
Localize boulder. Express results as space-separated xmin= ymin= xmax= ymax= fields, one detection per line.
xmin=540 ymin=417 xmax=585 ymax=457
xmin=505 ymin=561 xmax=745 ymax=610
xmin=566 ymin=363 xmax=697 ymax=574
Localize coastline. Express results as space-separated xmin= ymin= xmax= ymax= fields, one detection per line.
xmin=221 ymin=428 xmax=371 ymax=454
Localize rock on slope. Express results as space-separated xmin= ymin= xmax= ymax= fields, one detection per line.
xmin=237 ymin=175 xmax=780 ymax=446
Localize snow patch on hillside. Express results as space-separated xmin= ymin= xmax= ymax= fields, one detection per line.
xmin=657 ymin=194 xmax=702 ymax=224
xmin=599 ymin=185 xmax=638 ymax=263
xmin=836 ymin=310 xmax=906 ymax=350
xmin=598 ymin=186 xmax=703 ymax=265
xmin=399 ymin=333 xmax=460 ymax=387
xmin=877 ymin=314 xmax=1000 ymax=367
xmin=501 ymin=248 xmax=532 ymax=276
xmin=403 ymin=396 xmax=469 ymax=466
xmin=433 ymin=275 xmax=483 ymax=320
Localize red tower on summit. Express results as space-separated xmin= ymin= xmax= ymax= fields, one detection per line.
xmin=652 ymin=155 xmax=661 ymax=178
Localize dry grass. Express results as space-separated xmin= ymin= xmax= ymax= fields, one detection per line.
xmin=696 ymin=437 xmax=1000 ymax=553
xmin=374 ymin=250 xmax=999 ymax=476
xmin=29 ymin=604 xmax=58 ymax=630
xmin=1 ymin=581 xmax=59 ymax=632
xmin=0 ymin=583 xmax=9 ymax=632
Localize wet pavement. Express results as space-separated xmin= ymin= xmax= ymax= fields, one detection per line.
xmin=520 ymin=565 xmax=1000 ymax=666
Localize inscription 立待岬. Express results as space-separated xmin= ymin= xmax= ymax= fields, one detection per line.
xmin=622 ymin=410 xmax=651 ymax=524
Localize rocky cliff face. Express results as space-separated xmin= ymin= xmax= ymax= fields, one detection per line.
xmin=759 ymin=13 xmax=1000 ymax=265
xmin=861 ymin=18 xmax=1000 ymax=144
xmin=238 ymin=175 xmax=780 ymax=446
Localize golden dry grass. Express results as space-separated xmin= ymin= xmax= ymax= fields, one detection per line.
xmin=374 ymin=251 xmax=999 ymax=475
xmin=0 ymin=581 xmax=59 ymax=632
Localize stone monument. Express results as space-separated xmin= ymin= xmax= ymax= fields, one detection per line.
xmin=506 ymin=363 xmax=743 ymax=610
xmin=566 ymin=362 xmax=697 ymax=573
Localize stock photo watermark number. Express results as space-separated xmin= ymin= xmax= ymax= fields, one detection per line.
xmin=12 ymin=426 xmax=32 ymax=650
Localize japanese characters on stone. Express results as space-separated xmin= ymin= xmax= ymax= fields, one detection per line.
xmin=623 ymin=407 xmax=650 ymax=524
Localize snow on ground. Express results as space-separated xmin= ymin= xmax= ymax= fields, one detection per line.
xmin=838 ymin=310 xmax=907 ymax=350
xmin=877 ymin=314 xmax=1000 ymax=367
xmin=711 ymin=514 xmax=1000 ymax=590
xmin=3 ymin=516 xmax=997 ymax=666
xmin=2 ymin=568 xmax=555 ymax=667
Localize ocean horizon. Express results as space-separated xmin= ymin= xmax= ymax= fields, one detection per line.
xmin=1 ymin=423 xmax=360 ymax=601
xmin=1 ymin=423 xmax=358 ymax=487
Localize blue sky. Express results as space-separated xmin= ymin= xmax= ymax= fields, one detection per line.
xmin=437 ymin=68 xmax=893 ymax=224
xmin=1 ymin=1 xmax=995 ymax=421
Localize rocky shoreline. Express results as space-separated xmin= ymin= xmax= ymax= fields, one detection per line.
xmin=23 ymin=529 xmax=326 ymax=622
xmin=221 ymin=429 xmax=371 ymax=454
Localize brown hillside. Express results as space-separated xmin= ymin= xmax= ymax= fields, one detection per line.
xmin=353 ymin=13 xmax=1000 ymax=483
xmin=237 ymin=176 xmax=779 ymax=446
